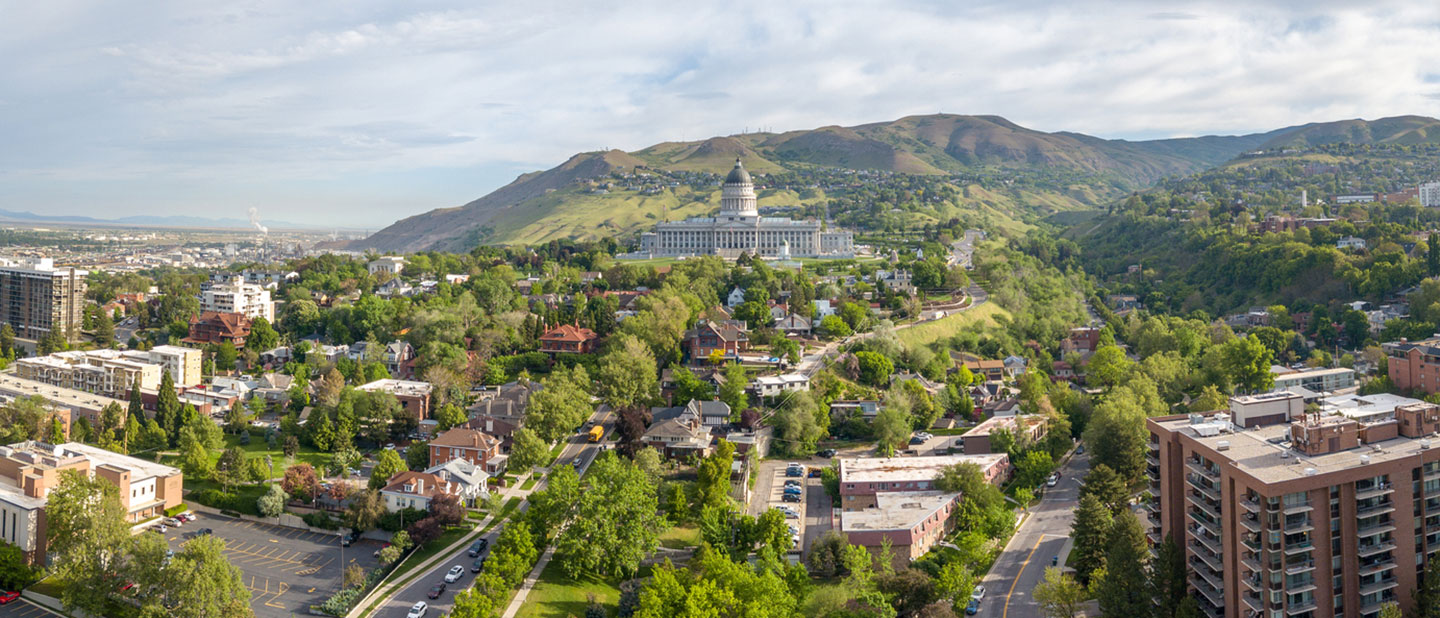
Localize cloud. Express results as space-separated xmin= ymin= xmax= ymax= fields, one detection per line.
xmin=1 ymin=0 xmax=1439 ymax=226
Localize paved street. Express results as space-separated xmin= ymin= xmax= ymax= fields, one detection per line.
xmin=978 ymin=449 xmax=1089 ymax=618
xmin=378 ymin=406 xmax=613 ymax=617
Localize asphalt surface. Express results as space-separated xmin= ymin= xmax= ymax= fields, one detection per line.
xmin=977 ymin=449 xmax=1090 ymax=618
xmin=0 ymin=600 xmax=61 ymax=618
xmin=165 ymin=513 xmax=383 ymax=618
xmin=747 ymin=458 xmax=836 ymax=558
xmin=377 ymin=406 xmax=614 ymax=617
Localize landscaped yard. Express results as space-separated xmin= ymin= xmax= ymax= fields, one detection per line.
xmin=515 ymin=560 xmax=652 ymax=618
xmin=161 ymin=432 xmax=332 ymax=479
xmin=658 ymin=524 xmax=701 ymax=549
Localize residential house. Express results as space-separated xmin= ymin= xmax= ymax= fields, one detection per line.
xmin=1002 ymin=355 xmax=1028 ymax=377
xmin=424 ymin=459 xmax=490 ymax=507
xmin=960 ymin=357 xmax=1005 ymax=382
xmin=428 ymin=427 xmax=506 ymax=474
xmin=185 ymin=311 xmax=252 ymax=346
xmin=1060 ymin=327 xmax=1101 ymax=356
xmin=539 ymin=324 xmax=600 ymax=355
xmin=685 ymin=319 xmax=750 ymax=361
xmin=750 ymin=373 xmax=809 ymax=398
xmin=830 ymin=400 xmax=882 ymax=421
xmin=660 ymin=367 xmax=726 ymax=402
xmin=841 ymin=492 xmax=961 ymax=569
xmin=726 ymin=287 xmax=748 ymax=308
xmin=642 ymin=404 xmax=713 ymax=459
xmin=367 ymin=256 xmax=406 ymax=276
xmin=775 ymin=314 xmax=812 ymax=336
xmin=357 ymin=379 xmax=433 ymax=421
xmin=382 ymin=341 xmax=416 ymax=379
xmin=379 ymin=470 xmax=454 ymax=512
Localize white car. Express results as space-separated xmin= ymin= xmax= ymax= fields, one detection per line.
xmin=444 ymin=565 xmax=465 ymax=583
xmin=1046 ymin=474 xmax=1059 ymax=487
xmin=407 ymin=601 xmax=428 ymax=618
xmin=972 ymin=585 xmax=986 ymax=601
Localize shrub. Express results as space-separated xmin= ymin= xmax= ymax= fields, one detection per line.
xmin=303 ymin=511 xmax=342 ymax=530
xmin=378 ymin=507 xmax=429 ymax=532
xmin=164 ymin=503 xmax=189 ymax=517
xmin=191 ymin=489 xmax=240 ymax=512
xmin=320 ymin=588 xmax=360 ymax=616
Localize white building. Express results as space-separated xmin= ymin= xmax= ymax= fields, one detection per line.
xmin=1271 ymin=366 xmax=1356 ymax=394
xmin=640 ymin=159 xmax=854 ymax=259
xmin=147 ymin=345 xmax=204 ymax=387
xmin=1336 ymin=236 xmax=1367 ymax=250
xmin=750 ymin=373 xmax=810 ymax=397
xmin=1421 ymin=181 xmax=1440 ymax=208
xmin=368 ymin=256 xmax=406 ymax=276
xmin=200 ymin=276 xmax=274 ymax=322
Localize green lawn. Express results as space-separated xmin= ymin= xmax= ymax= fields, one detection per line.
xmin=896 ymin=302 xmax=1011 ymax=349
xmin=162 ymin=432 xmax=332 ymax=478
xmin=515 ymin=560 xmax=652 ymax=618
xmin=658 ymin=524 xmax=701 ymax=549
xmin=521 ymin=476 xmax=538 ymax=491
xmin=388 ymin=525 xmax=476 ymax=582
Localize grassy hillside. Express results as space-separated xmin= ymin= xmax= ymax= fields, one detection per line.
xmin=897 ymin=302 xmax=1012 ymax=349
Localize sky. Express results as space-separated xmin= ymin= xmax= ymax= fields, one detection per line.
xmin=3 ymin=1 xmax=1440 ymax=229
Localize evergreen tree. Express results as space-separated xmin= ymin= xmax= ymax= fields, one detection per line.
xmin=1068 ymin=492 xmax=1112 ymax=585
xmin=156 ymin=371 xmax=182 ymax=446
xmin=718 ymin=362 xmax=749 ymax=420
xmin=1415 ymin=557 xmax=1440 ymax=618
xmin=1149 ymin=535 xmax=1187 ymax=618
xmin=1096 ymin=513 xmax=1150 ymax=618
xmin=0 ymin=323 xmax=13 ymax=358
xmin=1080 ymin=464 xmax=1131 ymax=516
xmin=1429 ymin=237 xmax=1440 ymax=277
xmin=309 ymin=409 xmax=335 ymax=452
xmin=126 ymin=379 xmax=144 ymax=451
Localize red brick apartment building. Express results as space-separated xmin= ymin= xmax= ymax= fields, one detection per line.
xmin=1385 ymin=338 xmax=1440 ymax=394
xmin=1146 ymin=400 xmax=1440 ymax=618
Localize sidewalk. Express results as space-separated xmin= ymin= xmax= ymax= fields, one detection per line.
xmin=501 ymin=541 xmax=556 ymax=618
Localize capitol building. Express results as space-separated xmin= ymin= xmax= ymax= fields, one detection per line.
xmin=639 ymin=159 xmax=854 ymax=259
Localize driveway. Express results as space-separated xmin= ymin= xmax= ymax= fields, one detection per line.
xmin=165 ymin=513 xmax=384 ymax=618
xmin=977 ymin=449 xmax=1089 ymax=618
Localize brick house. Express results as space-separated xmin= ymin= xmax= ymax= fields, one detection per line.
xmin=685 ymin=319 xmax=749 ymax=361
xmin=184 ymin=311 xmax=252 ymax=346
xmin=539 ymin=324 xmax=600 ymax=355
xmin=428 ymin=428 xmax=505 ymax=474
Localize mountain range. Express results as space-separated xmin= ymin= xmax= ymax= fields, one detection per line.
xmin=0 ymin=208 xmax=330 ymax=231
xmin=353 ymin=114 xmax=1440 ymax=252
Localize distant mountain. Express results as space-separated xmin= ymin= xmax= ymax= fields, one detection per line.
xmin=354 ymin=114 xmax=1436 ymax=252
xmin=0 ymin=208 xmax=326 ymax=231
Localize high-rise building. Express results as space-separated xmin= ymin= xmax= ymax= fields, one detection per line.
xmin=1146 ymin=396 xmax=1440 ymax=618
xmin=200 ymin=275 xmax=273 ymax=322
xmin=1419 ymin=182 xmax=1440 ymax=208
xmin=0 ymin=258 xmax=86 ymax=342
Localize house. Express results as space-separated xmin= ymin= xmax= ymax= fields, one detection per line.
xmin=750 ymin=373 xmax=809 ymax=397
xmin=356 ymin=379 xmax=433 ymax=421
xmin=379 ymin=470 xmax=455 ymax=512
xmin=961 ymin=415 xmax=1047 ymax=454
xmin=444 ymin=274 xmax=470 ymax=286
xmin=841 ymin=492 xmax=961 ymax=569
xmin=768 ymin=304 xmax=790 ymax=322
xmin=1060 ymin=327 xmax=1101 ymax=356
xmin=462 ymin=415 xmax=521 ymax=449
xmin=466 ymin=380 xmax=541 ymax=426
xmin=982 ymin=397 xmax=1022 ymax=417
xmin=775 ymin=314 xmax=812 ymax=336
xmin=539 ymin=324 xmax=600 ymax=355
xmin=424 ymin=459 xmax=490 ymax=507
xmin=814 ymin=300 xmax=836 ymax=318
xmin=721 ymin=426 xmax=772 ymax=459
xmin=685 ymin=319 xmax=750 ymax=361
xmin=726 ymin=287 xmax=748 ymax=308
xmin=1051 ymin=361 xmax=1078 ymax=382
xmin=428 ymin=428 xmax=506 ymax=474
xmin=377 ymin=278 xmax=412 ymax=297
xmin=830 ymin=400 xmax=882 ymax=420
xmin=1337 ymin=236 xmax=1367 ymax=250
xmin=382 ymin=341 xmax=416 ymax=378
xmin=660 ymin=367 xmax=726 ymax=401
xmin=367 ymin=256 xmax=406 ymax=276
xmin=889 ymin=372 xmax=943 ymax=395
xmin=651 ymin=399 xmax=732 ymax=428
xmin=960 ymin=358 xmax=1005 ymax=382
xmin=1002 ymin=355 xmax=1028 ymax=377
xmin=184 ymin=311 xmax=252 ymax=346
xmin=642 ymin=404 xmax=713 ymax=459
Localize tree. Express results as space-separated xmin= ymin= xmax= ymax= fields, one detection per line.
xmin=1379 ymin=602 xmax=1403 ymax=618
xmin=154 ymin=534 xmax=252 ymax=616
xmin=370 ymin=449 xmax=406 ymax=490
xmin=283 ymin=434 xmax=300 ymax=457
xmin=347 ymin=489 xmax=385 ymax=531
xmin=93 ymin=311 xmax=115 ymax=348
xmin=526 ymin=366 xmax=594 ymax=443
xmin=718 ymin=362 xmax=749 ymax=416
xmin=45 ymin=470 xmax=131 ymax=616
xmin=213 ymin=342 xmax=238 ymax=372
xmin=1085 ymin=345 xmax=1132 ymax=388
xmin=556 ymin=452 xmax=664 ymax=578
xmin=1095 ymin=513 xmax=1149 ymax=618
xmin=1068 ymin=493 xmax=1112 ymax=585
xmin=407 ymin=517 xmax=442 ymax=546
xmin=819 ymin=314 xmax=852 ymax=338
xmin=1414 ymin=557 xmax=1440 ymax=618
xmin=1150 ymin=535 xmax=1188 ymax=618
xmin=308 ymin=409 xmax=335 ymax=452
xmin=0 ymin=324 xmax=13 ymax=358
xmin=1191 ymin=384 xmax=1227 ymax=412
xmin=854 ymin=351 xmax=894 ymax=387
xmin=597 ymin=334 xmax=658 ymax=410
xmin=695 ymin=440 xmax=735 ymax=511
xmin=156 ymin=370 xmax=182 ymax=445
xmin=1083 ymin=389 xmax=1149 ymax=485
xmin=179 ymin=427 xmax=215 ymax=480
xmin=428 ymin=492 xmax=466 ymax=527
xmin=435 ymin=403 xmax=468 ymax=432
xmin=1223 ymin=334 xmax=1275 ymax=393
xmin=257 ymin=483 xmax=287 ymax=519
xmin=0 ymin=543 xmax=36 ymax=591
xmin=1080 ymin=464 xmax=1131 ymax=516
xmin=669 ymin=366 xmax=714 ymax=405
xmin=934 ymin=560 xmax=977 ymax=613
xmin=633 ymin=447 xmax=664 ymax=484
xmin=282 ymin=464 xmax=322 ymax=502
xmin=508 ymin=427 xmax=549 ymax=473
xmin=1033 ymin=567 xmax=1086 ymax=618
xmin=247 ymin=316 xmax=279 ymax=352
xmin=773 ymin=393 xmax=824 ymax=457
xmin=873 ymin=405 xmax=911 ymax=456
xmin=1013 ymin=450 xmax=1055 ymax=488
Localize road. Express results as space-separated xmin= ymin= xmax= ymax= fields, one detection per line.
xmin=978 ymin=449 xmax=1090 ymax=618
xmin=377 ymin=406 xmax=614 ymax=617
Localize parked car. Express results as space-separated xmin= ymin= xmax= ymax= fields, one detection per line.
xmin=807 ymin=467 xmax=823 ymax=478
xmin=965 ymin=598 xmax=980 ymax=615
xmin=787 ymin=524 xmax=799 ymax=535
xmin=179 ymin=512 xmax=197 ymax=522
xmin=407 ymin=601 xmax=429 ymax=618
xmin=971 ymin=585 xmax=986 ymax=601
xmin=341 ymin=530 xmax=359 ymax=547
xmin=1076 ymin=445 xmax=1085 ymax=454
xmin=164 ymin=517 xmax=183 ymax=527
xmin=373 ymin=543 xmax=391 ymax=558
xmin=774 ymin=506 xmax=799 ymax=518
xmin=785 ymin=465 xmax=804 ymax=477
xmin=816 ymin=449 xmax=837 ymax=458
xmin=468 ymin=539 xmax=489 ymax=557
xmin=908 ymin=436 xmax=925 ymax=445
xmin=1046 ymin=474 xmax=1059 ymax=487
xmin=783 ymin=485 xmax=803 ymax=495
xmin=471 ymin=556 xmax=486 ymax=572
xmin=427 ymin=583 xmax=446 ymax=599
xmin=790 ymin=534 xmax=801 ymax=548
xmin=0 ymin=591 xmax=19 ymax=604
xmin=781 ymin=493 xmax=802 ymax=503
xmin=784 ymin=479 xmax=801 ymax=488
xmin=445 ymin=565 xmax=465 ymax=583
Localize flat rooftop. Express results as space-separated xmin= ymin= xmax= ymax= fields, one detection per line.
xmin=55 ymin=442 xmax=181 ymax=480
xmin=841 ymin=453 xmax=1007 ymax=484
xmin=967 ymin=414 xmax=1043 ymax=438
xmin=357 ymin=379 xmax=433 ymax=395
xmin=1153 ymin=415 xmax=1440 ymax=485
xmin=1319 ymin=393 xmax=1423 ymax=422
xmin=840 ymin=490 xmax=958 ymax=532
xmin=0 ymin=373 xmax=123 ymax=411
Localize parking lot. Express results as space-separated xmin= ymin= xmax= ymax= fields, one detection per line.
xmin=164 ymin=513 xmax=383 ymax=617
xmin=750 ymin=461 xmax=834 ymax=555
xmin=0 ymin=600 xmax=61 ymax=618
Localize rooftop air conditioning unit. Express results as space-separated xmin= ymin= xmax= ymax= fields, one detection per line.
xmin=1217 ymin=440 xmax=1230 ymax=451
xmin=1304 ymin=468 xmax=1317 ymax=476
xmin=1361 ymin=455 xmax=1371 ymax=465
xmin=1424 ymin=440 xmax=1433 ymax=450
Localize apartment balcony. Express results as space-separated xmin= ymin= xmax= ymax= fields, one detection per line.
xmin=1149 ymin=441 xmax=1160 ymax=453
xmin=1283 ymin=519 xmax=1313 ymax=534
xmin=1424 ymin=467 xmax=1440 ymax=482
xmin=1189 ymin=543 xmax=1223 ymax=570
xmin=1239 ymin=496 xmax=1262 ymax=513
xmin=1242 ymin=591 xmax=1265 ymax=612
xmin=1357 ymin=520 xmax=1396 ymax=537
xmin=1284 ymin=560 xmax=1316 ymax=575
xmin=1188 ymin=509 xmax=1221 ymax=536
xmin=1283 ymin=540 xmax=1315 ymax=556
xmin=1189 ymin=559 xmax=1224 ymax=588
xmin=1287 ymin=581 xmax=1317 ymax=596
xmin=1359 ymin=558 xmax=1397 ymax=577
xmin=1239 ymin=513 xmax=1261 ymax=532
xmin=1356 ymin=482 xmax=1394 ymax=501
xmin=1241 ymin=534 xmax=1262 ymax=551
xmin=1188 ymin=475 xmax=1221 ymax=501
xmin=1282 ymin=501 xmax=1314 ymax=515
xmin=1147 ymin=528 xmax=1162 ymax=545
xmin=1146 ymin=509 xmax=1160 ymax=524
xmin=1187 ymin=459 xmax=1220 ymax=479
xmin=1358 ymin=541 xmax=1397 ymax=557
xmin=1286 ymin=600 xmax=1318 ymax=616
xmin=1188 ymin=493 xmax=1221 ymax=517
xmin=1240 ymin=572 xmax=1263 ymax=592
xmin=1359 ymin=577 xmax=1399 ymax=597
xmin=1191 ymin=579 xmax=1224 ymax=608
xmin=1240 ymin=553 xmax=1263 ymax=573
xmin=1189 ymin=525 xmax=1222 ymax=551
xmin=1356 ymin=502 xmax=1396 ymax=519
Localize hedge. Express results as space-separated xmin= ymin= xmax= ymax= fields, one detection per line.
xmin=164 ymin=503 xmax=189 ymax=517
xmin=303 ymin=511 xmax=342 ymax=530
xmin=378 ymin=507 xmax=429 ymax=532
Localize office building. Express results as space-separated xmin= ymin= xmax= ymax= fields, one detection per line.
xmin=14 ymin=346 xmax=202 ymax=398
xmin=1272 ymin=367 xmax=1357 ymax=395
xmin=0 ymin=258 xmax=86 ymax=342
xmin=1146 ymin=398 xmax=1440 ymax=618
xmin=200 ymin=276 xmax=274 ymax=322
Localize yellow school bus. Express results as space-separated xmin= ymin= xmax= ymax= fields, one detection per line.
xmin=587 ymin=424 xmax=604 ymax=443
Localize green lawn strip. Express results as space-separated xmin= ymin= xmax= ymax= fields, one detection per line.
xmin=162 ymin=433 xmax=331 ymax=473
xmin=657 ymin=524 xmax=700 ymax=550
xmin=514 ymin=561 xmax=653 ymax=618
xmin=387 ymin=526 xmax=475 ymax=582
xmin=544 ymin=442 xmax=566 ymax=465
xmin=520 ymin=477 xmax=538 ymax=491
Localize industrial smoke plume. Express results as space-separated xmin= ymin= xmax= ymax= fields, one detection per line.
xmin=247 ymin=207 xmax=268 ymax=235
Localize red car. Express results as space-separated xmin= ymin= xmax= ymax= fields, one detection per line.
xmin=0 ymin=591 xmax=19 ymax=604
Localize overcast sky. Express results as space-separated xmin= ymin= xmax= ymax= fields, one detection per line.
xmin=3 ymin=1 xmax=1438 ymax=228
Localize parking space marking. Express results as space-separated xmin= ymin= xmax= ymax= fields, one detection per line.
xmin=245 ymin=576 xmax=288 ymax=609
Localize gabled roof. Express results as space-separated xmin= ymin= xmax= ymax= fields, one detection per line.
xmin=380 ymin=470 xmax=453 ymax=498
xmin=430 ymin=428 xmax=499 ymax=451
xmin=540 ymin=324 xmax=598 ymax=343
